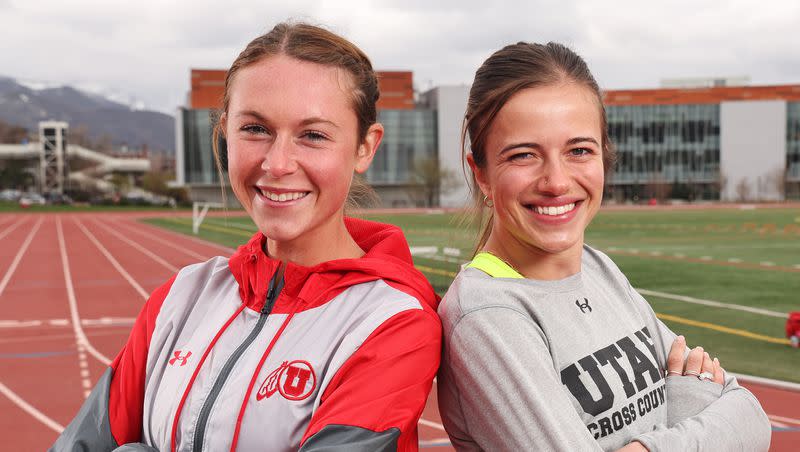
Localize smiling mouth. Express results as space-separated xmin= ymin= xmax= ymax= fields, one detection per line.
xmin=525 ymin=202 xmax=576 ymax=216
xmin=256 ymin=188 xmax=309 ymax=203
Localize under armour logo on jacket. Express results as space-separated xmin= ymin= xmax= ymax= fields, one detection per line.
xmin=169 ymin=350 xmax=192 ymax=366
xmin=576 ymin=298 xmax=592 ymax=313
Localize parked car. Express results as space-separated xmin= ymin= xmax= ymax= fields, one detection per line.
xmin=0 ymin=189 xmax=22 ymax=202
xmin=19 ymin=193 xmax=46 ymax=207
xmin=45 ymin=192 xmax=73 ymax=205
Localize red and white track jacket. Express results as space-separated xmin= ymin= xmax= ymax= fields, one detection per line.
xmin=51 ymin=218 xmax=442 ymax=452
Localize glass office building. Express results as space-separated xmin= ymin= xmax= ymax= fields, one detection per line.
xmin=788 ymin=102 xmax=800 ymax=198
xmin=606 ymin=104 xmax=721 ymax=200
xmin=603 ymin=84 xmax=800 ymax=202
xmin=365 ymin=109 xmax=437 ymax=185
xmin=179 ymin=108 xmax=220 ymax=185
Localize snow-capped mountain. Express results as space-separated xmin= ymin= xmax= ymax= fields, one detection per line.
xmin=0 ymin=76 xmax=174 ymax=152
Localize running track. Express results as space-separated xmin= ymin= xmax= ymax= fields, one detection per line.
xmin=0 ymin=212 xmax=796 ymax=451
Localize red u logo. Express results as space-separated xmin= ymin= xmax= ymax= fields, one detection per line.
xmin=278 ymin=360 xmax=316 ymax=401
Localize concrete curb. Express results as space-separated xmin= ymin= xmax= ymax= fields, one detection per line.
xmin=731 ymin=372 xmax=800 ymax=392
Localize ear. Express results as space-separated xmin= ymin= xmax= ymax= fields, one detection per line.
xmin=467 ymin=153 xmax=491 ymax=199
xmin=218 ymin=112 xmax=228 ymax=138
xmin=354 ymin=123 xmax=384 ymax=174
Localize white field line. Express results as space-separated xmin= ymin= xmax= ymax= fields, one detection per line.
xmin=0 ymin=320 xmax=42 ymax=328
xmin=732 ymin=372 xmax=800 ymax=392
xmin=636 ymin=288 xmax=787 ymax=318
xmin=0 ymin=317 xmax=136 ymax=329
xmin=0 ymin=216 xmax=27 ymax=241
xmin=0 ymin=380 xmax=64 ymax=433
xmin=111 ymin=218 xmax=209 ymax=261
xmin=91 ymin=219 xmax=178 ymax=273
xmin=0 ymin=217 xmax=42 ymax=298
xmin=57 ymin=218 xmax=112 ymax=376
xmin=75 ymin=218 xmax=148 ymax=300
xmin=418 ymin=418 xmax=446 ymax=431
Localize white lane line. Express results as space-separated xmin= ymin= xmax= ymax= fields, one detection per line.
xmin=418 ymin=418 xmax=446 ymax=431
xmin=141 ymin=219 xmax=236 ymax=254
xmin=0 ymin=216 xmax=27 ymax=241
xmin=728 ymin=258 xmax=743 ymax=263
xmin=0 ymin=218 xmax=43 ymax=298
xmin=91 ymin=219 xmax=178 ymax=273
xmin=0 ymin=317 xmax=136 ymax=329
xmin=636 ymin=288 xmax=787 ymax=318
xmin=111 ymin=218 xmax=209 ymax=261
xmin=760 ymin=261 xmax=776 ymax=267
xmin=0 ymin=320 xmax=42 ymax=328
xmin=57 ymin=218 xmax=112 ymax=383
xmin=771 ymin=420 xmax=791 ymax=428
xmin=0 ymin=380 xmax=64 ymax=433
xmin=75 ymin=218 xmax=148 ymax=300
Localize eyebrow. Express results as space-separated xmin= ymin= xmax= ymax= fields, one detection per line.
xmin=499 ymin=136 xmax=599 ymax=155
xmin=234 ymin=111 xmax=338 ymax=129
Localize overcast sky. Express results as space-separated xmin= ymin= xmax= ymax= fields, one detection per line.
xmin=1 ymin=0 xmax=798 ymax=114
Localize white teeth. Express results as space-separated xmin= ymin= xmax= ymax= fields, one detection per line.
xmin=534 ymin=203 xmax=575 ymax=216
xmin=261 ymin=190 xmax=307 ymax=202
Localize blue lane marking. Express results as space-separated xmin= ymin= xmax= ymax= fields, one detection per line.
xmin=0 ymin=350 xmax=75 ymax=359
xmin=772 ymin=426 xmax=800 ymax=432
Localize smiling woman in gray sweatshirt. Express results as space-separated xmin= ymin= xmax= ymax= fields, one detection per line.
xmin=437 ymin=41 xmax=770 ymax=452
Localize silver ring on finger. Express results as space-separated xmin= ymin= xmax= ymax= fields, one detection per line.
xmin=684 ymin=370 xmax=701 ymax=377
xmin=698 ymin=371 xmax=714 ymax=381
xmin=665 ymin=370 xmax=682 ymax=377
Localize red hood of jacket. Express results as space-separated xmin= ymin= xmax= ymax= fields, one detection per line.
xmin=228 ymin=217 xmax=439 ymax=313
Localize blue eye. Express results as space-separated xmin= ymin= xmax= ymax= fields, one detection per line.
xmin=303 ymin=131 xmax=328 ymax=142
xmin=509 ymin=152 xmax=533 ymax=161
xmin=241 ymin=124 xmax=267 ymax=135
xmin=570 ymin=148 xmax=592 ymax=156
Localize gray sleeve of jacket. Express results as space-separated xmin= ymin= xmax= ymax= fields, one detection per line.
xmin=299 ymin=425 xmax=399 ymax=451
xmin=630 ymin=293 xmax=772 ymax=452
xmin=440 ymin=306 xmax=608 ymax=452
xmin=49 ymin=368 xmax=120 ymax=452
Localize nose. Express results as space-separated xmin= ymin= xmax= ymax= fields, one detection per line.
xmin=261 ymin=136 xmax=298 ymax=177
xmin=537 ymin=157 xmax=570 ymax=195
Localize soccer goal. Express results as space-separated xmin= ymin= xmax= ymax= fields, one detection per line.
xmin=192 ymin=201 xmax=225 ymax=234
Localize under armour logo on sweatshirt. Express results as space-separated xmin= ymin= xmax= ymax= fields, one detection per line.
xmin=169 ymin=350 xmax=192 ymax=366
xmin=576 ymin=298 xmax=592 ymax=313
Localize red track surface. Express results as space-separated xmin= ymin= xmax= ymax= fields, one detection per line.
xmin=0 ymin=212 xmax=796 ymax=451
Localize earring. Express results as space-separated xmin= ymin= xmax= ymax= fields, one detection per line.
xmin=483 ymin=195 xmax=494 ymax=208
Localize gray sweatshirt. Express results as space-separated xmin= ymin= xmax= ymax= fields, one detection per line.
xmin=437 ymin=246 xmax=771 ymax=451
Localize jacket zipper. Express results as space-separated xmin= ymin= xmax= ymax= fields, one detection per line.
xmin=191 ymin=270 xmax=284 ymax=452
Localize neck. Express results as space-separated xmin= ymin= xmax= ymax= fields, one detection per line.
xmin=266 ymin=213 xmax=364 ymax=267
xmin=482 ymin=228 xmax=582 ymax=281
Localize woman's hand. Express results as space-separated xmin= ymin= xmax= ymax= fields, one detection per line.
xmin=616 ymin=441 xmax=649 ymax=451
xmin=666 ymin=335 xmax=724 ymax=384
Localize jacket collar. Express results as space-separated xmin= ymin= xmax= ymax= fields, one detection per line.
xmin=228 ymin=217 xmax=439 ymax=312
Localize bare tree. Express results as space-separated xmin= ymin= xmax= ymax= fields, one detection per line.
xmin=714 ymin=170 xmax=728 ymax=200
xmin=765 ymin=166 xmax=787 ymax=200
xmin=645 ymin=173 xmax=669 ymax=201
xmin=735 ymin=178 xmax=751 ymax=202
xmin=413 ymin=156 xmax=458 ymax=207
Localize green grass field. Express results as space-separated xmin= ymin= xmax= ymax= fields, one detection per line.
xmin=144 ymin=206 xmax=800 ymax=382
